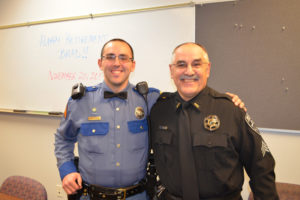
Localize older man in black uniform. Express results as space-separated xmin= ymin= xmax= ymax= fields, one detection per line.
xmin=150 ymin=42 xmax=279 ymax=200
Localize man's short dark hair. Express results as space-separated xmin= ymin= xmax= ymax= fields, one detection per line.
xmin=101 ymin=38 xmax=134 ymax=60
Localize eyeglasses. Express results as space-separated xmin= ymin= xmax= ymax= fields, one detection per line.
xmin=171 ymin=60 xmax=209 ymax=69
xmin=102 ymin=54 xmax=133 ymax=63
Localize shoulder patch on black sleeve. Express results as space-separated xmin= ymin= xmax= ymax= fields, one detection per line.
xmin=261 ymin=140 xmax=270 ymax=157
xmin=245 ymin=113 xmax=270 ymax=157
xmin=245 ymin=113 xmax=260 ymax=135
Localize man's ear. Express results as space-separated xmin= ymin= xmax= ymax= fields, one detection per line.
xmin=206 ymin=63 xmax=211 ymax=78
xmin=98 ymin=59 xmax=103 ymax=70
xmin=169 ymin=64 xmax=174 ymax=79
xmin=130 ymin=61 xmax=136 ymax=72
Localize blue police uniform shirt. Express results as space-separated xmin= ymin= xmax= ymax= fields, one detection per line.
xmin=54 ymin=81 xmax=160 ymax=191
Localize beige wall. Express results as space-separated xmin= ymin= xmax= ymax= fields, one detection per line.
xmin=263 ymin=131 xmax=300 ymax=184
xmin=0 ymin=113 xmax=64 ymax=200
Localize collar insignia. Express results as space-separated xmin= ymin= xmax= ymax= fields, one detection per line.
xmin=193 ymin=102 xmax=200 ymax=109
xmin=204 ymin=115 xmax=220 ymax=132
xmin=261 ymin=140 xmax=270 ymax=157
xmin=135 ymin=107 xmax=145 ymax=119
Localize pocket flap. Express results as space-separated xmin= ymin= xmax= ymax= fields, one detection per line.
xmin=128 ymin=119 xmax=148 ymax=134
xmin=193 ymin=134 xmax=227 ymax=148
xmin=80 ymin=122 xmax=109 ymax=136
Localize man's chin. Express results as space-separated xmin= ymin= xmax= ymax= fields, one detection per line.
xmin=178 ymin=90 xmax=199 ymax=101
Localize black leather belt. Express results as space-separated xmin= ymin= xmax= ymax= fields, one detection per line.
xmin=83 ymin=181 xmax=146 ymax=200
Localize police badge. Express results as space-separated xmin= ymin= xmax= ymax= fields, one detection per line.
xmin=135 ymin=107 xmax=145 ymax=119
xmin=204 ymin=115 xmax=220 ymax=131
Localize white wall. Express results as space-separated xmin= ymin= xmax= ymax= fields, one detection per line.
xmin=1 ymin=1 xmax=300 ymax=200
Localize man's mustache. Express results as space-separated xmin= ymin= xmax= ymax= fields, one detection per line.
xmin=179 ymin=74 xmax=200 ymax=81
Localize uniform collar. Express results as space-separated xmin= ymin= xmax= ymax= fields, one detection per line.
xmin=175 ymin=86 xmax=210 ymax=112
xmin=102 ymin=81 xmax=131 ymax=93
xmin=101 ymin=81 xmax=132 ymax=101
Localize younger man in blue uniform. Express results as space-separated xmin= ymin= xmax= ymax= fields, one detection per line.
xmin=55 ymin=38 xmax=160 ymax=200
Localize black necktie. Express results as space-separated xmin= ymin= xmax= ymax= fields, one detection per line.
xmin=178 ymin=102 xmax=199 ymax=200
xmin=104 ymin=91 xmax=127 ymax=100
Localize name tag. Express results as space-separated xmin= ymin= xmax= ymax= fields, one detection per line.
xmin=88 ymin=116 xmax=101 ymax=121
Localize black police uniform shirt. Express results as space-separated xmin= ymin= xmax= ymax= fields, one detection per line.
xmin=150 ymin=86 xmax=278 ymax=199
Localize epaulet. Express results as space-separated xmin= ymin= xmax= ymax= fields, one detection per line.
xmin=132 ymin=87 xmax=160 ymax=95
xmin=156 ymin=92 xmax=173 ymax=102
xmin=71 ymin=83 xmax=98 ymax=100
xmin=85 ymin=85 xmax=98 ymax=92
xmin=132 ymin=87 xmax=139 ymax=94
xmin=208 ymin=87 xmax=231 ymax=101
xmin=148 ymin=87 xmax=160 ymax=94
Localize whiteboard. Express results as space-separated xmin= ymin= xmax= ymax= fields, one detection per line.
xmin=0 ymin=7 xmax=195 ymax=112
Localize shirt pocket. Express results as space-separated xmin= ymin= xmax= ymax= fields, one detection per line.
xmin=193 ymin=133 xmax=237 ymax=170
xmin=127 ymin=119 xmax=148 ymax=151
xmin=153 ymin=129 xmax=175 ymax=166
xmin=79 ymin=122 xmax=109 ymax=154
xmin=153 ymin=129 xmax=173 ymax=145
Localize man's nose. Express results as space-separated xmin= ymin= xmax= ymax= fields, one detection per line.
xmin=185 ymin=64 xmax=194 ymax=75
xmin=114 ymin=57 xmax=121 ymax=65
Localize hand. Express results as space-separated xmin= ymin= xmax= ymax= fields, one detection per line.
xmin=62 ymin=172 xmax=82 ymax=195
xmin=226 ymin=92 xmax=247 ymax=112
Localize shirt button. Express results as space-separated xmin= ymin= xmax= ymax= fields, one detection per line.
xmin=140 ymin=125 xmax=143 ymax=130
xmin=116 ymin=162 xmax=120 ymax=166
xmin=116 ymin=125 xmax=120 ymax=129
xmin=116 ymin=144 xmax=120 ymax=148
xmin=92 ymin=129 xmax=96 ymax=133
xmin=92 ymin=108 xmax=97 ymax=112
xmin=208 ymin=141 xmax=212 ymax=145
xmin=116 ymin=107 xmax=120 ymax=111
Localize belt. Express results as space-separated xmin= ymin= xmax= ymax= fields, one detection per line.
xmin=83 ymin=181 xmax=146 ymax=200
xmin=164 ymin=190 xmax=242 ymax=200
